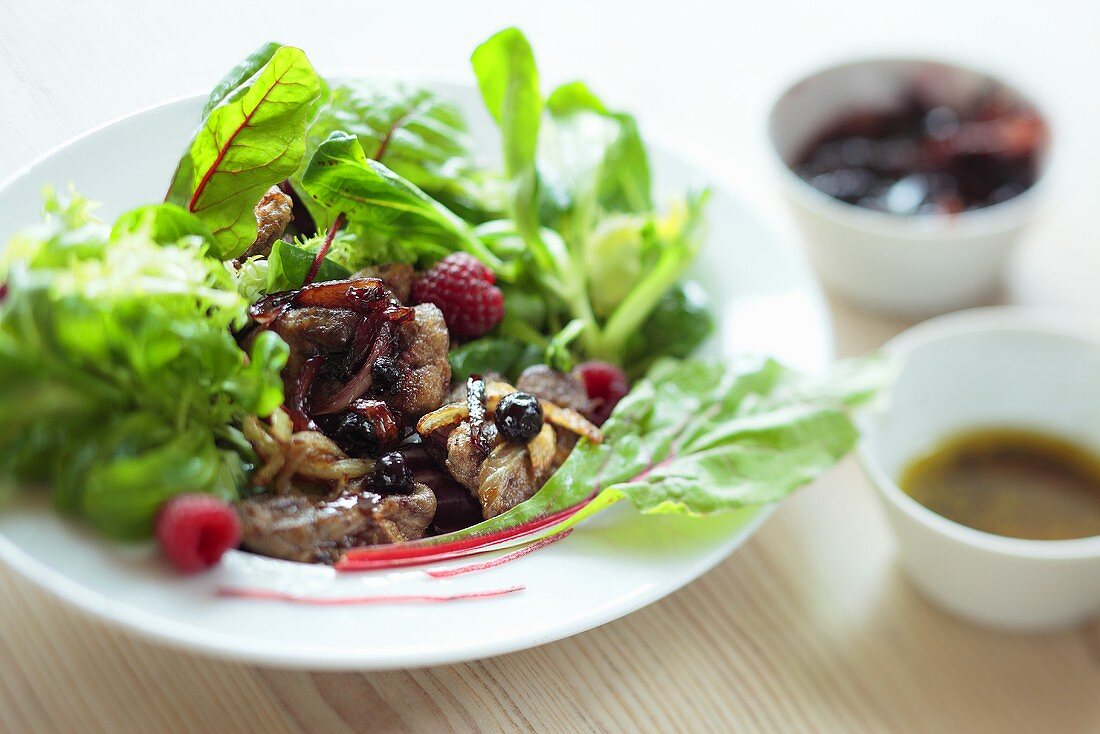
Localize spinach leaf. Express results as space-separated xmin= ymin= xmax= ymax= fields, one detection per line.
xmin=299 ymin=131 xmax=504 ymax=270
xmin=266 ymin=239 xmax=351 ymax=292
xmin=306 ymin=81 xmax=502 ymax=223
xmin=167 ymin=45 xmax=322 ymax=260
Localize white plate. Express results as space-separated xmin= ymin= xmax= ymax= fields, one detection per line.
xmin=0 ymin=82 xmax=832 ymax=670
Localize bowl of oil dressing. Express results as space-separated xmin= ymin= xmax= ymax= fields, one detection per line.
xmin=860 ymin=307 xmax=1100 ymax=630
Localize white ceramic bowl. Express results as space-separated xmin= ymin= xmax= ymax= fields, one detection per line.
xmin=860 ymin=307 xmax=1100 ymax=631
xmin=767 ymin=59 xmax=1057 ymax=317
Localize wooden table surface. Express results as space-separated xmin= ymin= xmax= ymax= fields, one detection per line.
xmin=3 ymin=1 xmax=1100 ymax=731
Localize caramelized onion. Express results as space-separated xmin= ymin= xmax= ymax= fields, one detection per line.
xmin=312 ymin=321 xmax=393 ymax=415
xmin=416 ymin=382 xmax=603 ymax=444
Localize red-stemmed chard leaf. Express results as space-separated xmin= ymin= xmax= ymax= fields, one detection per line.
xmin=336 ymin=355 xmax=890 ymax=570
xmin=217 ymin=585 xmax=525 ymax=605
xmin=166 ymin=45 xmax=322 ymax=259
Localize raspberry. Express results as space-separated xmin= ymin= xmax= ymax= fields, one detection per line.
xmin=155 ymin=494 xmax=241 ymax=573
xmin=574 ymin=361 xmax=629 ymax=426
xmin=411 ymin=253 xmax=504 ymax=338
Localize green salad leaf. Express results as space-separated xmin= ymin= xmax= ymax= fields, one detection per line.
xmin=266 ymin=238 xmax=351 ymax=292
xmin=0 ymin=192 xmax=288 ymax=538
xmin=111 ymin=203 xmax=215 ymax=248
xmin=299 ymin=130 xmax=504 ymax=270
xmin=468 ymin=27 xmax=710 ymax=366
xmin=417 ymin=355 xmax=888 ymax=546
xmin=166 ymin=45 xmax=322 ymax=259
xmin=202 ymin=42 xmax=282 ymax=118
xmin=306 ymin=80 xmax=503 ymax=223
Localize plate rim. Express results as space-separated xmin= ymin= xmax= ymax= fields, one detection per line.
xmin=0 ymin=84 xmax=833 ymax=670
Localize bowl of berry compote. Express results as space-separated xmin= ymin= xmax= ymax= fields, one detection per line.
xmin=768 ymin=58 xmax=1055 ymax=316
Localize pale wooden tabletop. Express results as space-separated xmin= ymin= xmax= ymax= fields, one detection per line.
xmin=3 ymin=1 xmax=1100 ymax=732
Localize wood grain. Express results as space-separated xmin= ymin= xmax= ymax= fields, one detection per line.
xmin=3 ymin=1 xmax=1100 ymax=731
xmin=2 ymin=300 xmax=1099 ymax=733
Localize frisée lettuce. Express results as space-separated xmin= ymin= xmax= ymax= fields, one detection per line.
xmin=0 ymin=192 xmax=287 ymax=538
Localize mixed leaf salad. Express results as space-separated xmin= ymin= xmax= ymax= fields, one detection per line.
xmin=0 ymin=29 xmax=885 ymax=574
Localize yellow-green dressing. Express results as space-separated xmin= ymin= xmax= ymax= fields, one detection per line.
xmin=900 ymin=428 xmax=1100 ymax=540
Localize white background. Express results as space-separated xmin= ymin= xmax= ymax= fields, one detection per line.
xmin=1 ymin=0 xmax=1097 ymax=313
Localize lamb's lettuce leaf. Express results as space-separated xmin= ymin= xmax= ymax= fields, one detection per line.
xmin=0 ymin=191 xmax=288 ymax=539
xmin=471 ymin=28 xmax=563 ymax=283
xmin=543 ymin=81 xmax=652 ymax=220
xmin=472 ymin=28 xmax=542 ymax=188
xmin=167 ymin=45 xmax=322 ymax=259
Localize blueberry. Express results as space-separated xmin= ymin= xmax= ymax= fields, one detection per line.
xmin=323 ymin=412 xmax=380 ymax=458
xmin=374 ymin=452 xmax=412 ymax=492
xmin=371 ymin=357 xmax=400 ymax=395
xmin=495 ymin=392 xmax=544 ymax=443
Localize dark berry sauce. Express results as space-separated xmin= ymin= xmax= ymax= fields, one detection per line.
xmin=793 ymin=87 xmax=1047 ymax=215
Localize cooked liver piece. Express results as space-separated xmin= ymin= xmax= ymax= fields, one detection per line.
xmin=354 ymin=263 xmax=415 ymax=304
xmin=389 ymin=303 xmax=451 ymax=419
xmin=516 ymin=365 xmax=592 ymax=414
xmin=236 ymin=482 xmax=436 ymax=564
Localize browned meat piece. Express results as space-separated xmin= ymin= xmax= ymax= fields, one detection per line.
xmin=354 ymin=263 xmax=415 ymax=303
xmin=418 ymin=377 xmax=602 ymax=520
xmin=246 ymin=278 xmax=450 ymax=445
xmin=236 ymin=483 xmax=436 ymax=564
xmin=239 ymin=186 xmax=293 ymax=260
xmin=476 ymin=437 xmax=554 ymax=518
xmin=444 ymin=421 xmax=496 ymax=490
xmin=435 ymin=422 xmax=558 ymax=519
xmin=516 ymin=365 xmax=592 ymax=414
xmin=277 ymin=307 xmax=360 ymax=354
xmin=388 ymin=303 xmax=451 ymax=419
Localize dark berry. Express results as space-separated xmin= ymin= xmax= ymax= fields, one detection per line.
xmin=155 ymin=494 xmax=240 ymax=574
xmin=495 ymin=392 xmax=544 ymax=443
xmin=374 ymin=452 xmax=413 ymax=492
xmin=370 ymin=357 xmax=400 ymax=394
xmin=574 ymin=361 xmax=629 ymax=426
xmin=411 ymin=253 xmax=504 ymax=338
xmin=318 ymin=399 xmax=400 ymax=458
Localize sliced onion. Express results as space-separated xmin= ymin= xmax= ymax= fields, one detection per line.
xmin=416 ymin=380 xmax=603 ymax=444
xmin=541 ymin=402 xmax=603 ymax=444
xmin=312 ymin=321 xmax=392 ymax=415
xmin=527 ymin=423 xmax=557 ymax=474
